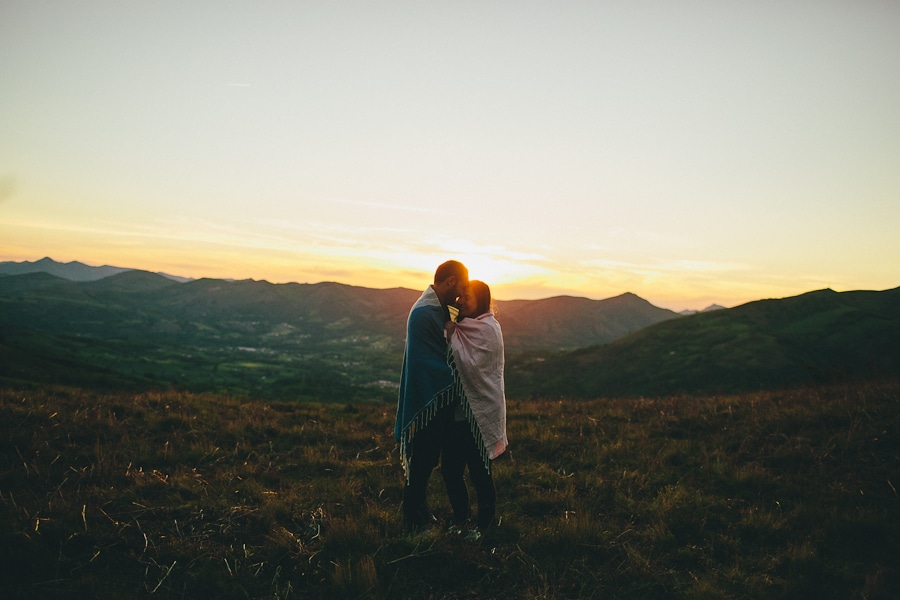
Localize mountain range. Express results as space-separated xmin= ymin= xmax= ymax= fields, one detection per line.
xmin=2 ymin=258 xmax=897 ymax=399
xmin=0 ymin=258 xmax=682 ymax=352
xmin=0 ymin=262 xmax=677 ymax=353
xmin=0 ymin=257 xmax=192 ymax=283
xmin=679 ymin=304 xmax=726 ymax=315
xmin=509 ymin=287 xmax=900 ymax=398
xmin=0 ymin=259 xmax=677 ymax=399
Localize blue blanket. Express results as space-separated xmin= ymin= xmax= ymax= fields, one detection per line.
xmin=394 ymin=287 xmax=457 ymax=472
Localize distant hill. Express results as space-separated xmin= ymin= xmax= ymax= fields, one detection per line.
xmin=0 ymin=268 xmax=677 ymax=354
xmin=496 ymin=293 xmax=678 ymax=351
xmin=0 ymin=270 xmax=676 ymax=399
xmin=0 ymin=257 xmax=130 ymax=281
xmin=509 ymin=287 xmax=900 ymax=398
xmin=6 ymin=258 xmax=894 ymax=400
xmin=0 ymin=269 xmax=415 ymax=346
xmin=679 ymin=304 xmax=726 ymax=316
xmin=0 ymin=257 xmax=191 ymax=283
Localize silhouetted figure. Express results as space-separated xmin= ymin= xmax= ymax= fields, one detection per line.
xmin=443 ymin=280 xmax=508 ymax=536
xmin=395 ymin=260 xmax=469 ymax=530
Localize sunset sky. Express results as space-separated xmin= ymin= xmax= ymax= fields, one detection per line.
xmin=2 ymin=1 xmax=898 ymax=311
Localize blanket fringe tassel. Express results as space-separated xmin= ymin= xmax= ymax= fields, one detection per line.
xmin=399 ymin=346 xmax=491 ymax=483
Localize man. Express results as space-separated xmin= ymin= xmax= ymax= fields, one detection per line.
xmin=395 ymin=260 xmax=469 ymax=529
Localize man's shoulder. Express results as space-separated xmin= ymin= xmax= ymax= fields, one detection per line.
xmin=409 ymin=302 xmax=445 ymax=322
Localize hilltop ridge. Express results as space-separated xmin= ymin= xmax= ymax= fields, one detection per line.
xmin=0 ymin=269 xmax=677 ymax=399
xmin=2 ymin=258 xmax=897 ymax=400
xmin=0 ymin=257 xmax=190 ymax=284
xmin=510 ymin=285 xmax=900 ymax=398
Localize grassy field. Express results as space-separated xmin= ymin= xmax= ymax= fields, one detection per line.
xmin=1 ymin=381 xmax=898 ymax=599
xmin=0 ymin=321 xmax=403 ymax=404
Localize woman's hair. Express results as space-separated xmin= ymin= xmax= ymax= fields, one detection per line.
xmin=468 ymin=280 xmax=492 ymax=317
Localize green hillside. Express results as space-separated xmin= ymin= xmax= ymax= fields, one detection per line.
xmin=0 ymin=272 xmax=414 ymax=401
xmin=497 ymin=292 xmax=678 ymax=351
xmin=0 ymin=271 xmax=676 ymax=399
xmin=510 ymin=287 xmax=900 ymax=398
xmin=5 ymin=268 xmax=897 ymax=400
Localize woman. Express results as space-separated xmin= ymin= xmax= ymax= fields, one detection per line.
xmin=442 ymin=280 xmax=508 ymax=536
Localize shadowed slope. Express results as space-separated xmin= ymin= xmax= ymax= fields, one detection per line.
xmin=511 ymin=287 xmax=900 ymax=398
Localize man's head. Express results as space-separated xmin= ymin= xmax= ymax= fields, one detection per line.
xmin=432 ymin=260 xmax=469 ymax=307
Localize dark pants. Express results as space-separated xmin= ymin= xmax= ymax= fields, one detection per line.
xmin=442 ymin=420 xmax=496 ymax=529
xmin=402 ymin=404 xmax=455 ymax=527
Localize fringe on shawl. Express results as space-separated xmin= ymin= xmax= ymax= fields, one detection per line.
xmin=398 ymin=345 xmax=490 ymax=482
xmin=448 ymin=344 xmax=492 ymax=475
xmin=398 ymin=384 xmax=454 ymax=483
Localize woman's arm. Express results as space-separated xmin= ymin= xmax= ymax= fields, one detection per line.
xmin=444 ymin=321 xmax=457 ymax=340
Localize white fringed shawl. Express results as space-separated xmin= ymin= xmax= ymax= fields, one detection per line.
xmin=449 ymin=310 xmax=508 ymax=460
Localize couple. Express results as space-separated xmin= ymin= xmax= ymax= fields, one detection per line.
xmin=394 ymin=260 xmax=508 ymax=535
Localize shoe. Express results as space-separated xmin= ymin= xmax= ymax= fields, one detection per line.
xmin=404 ymin=511 xmax=439 ymax=532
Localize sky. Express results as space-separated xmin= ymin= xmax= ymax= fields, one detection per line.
xmin=2 ymin=1 xmax=899 ymax=312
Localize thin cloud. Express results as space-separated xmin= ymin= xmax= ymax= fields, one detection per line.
xmin=581 ymin=256 xmax=753 ymax=275
xmin=0 ymin=175 xmax=14 ymax=203
xmin=254 ymin=217 xmax=412 ymax=236
xmin=434 ymin=238 xmax=547 ymax=263
xmin=327 ymin=197 xmax=451 ymax=216
xmin=587 ymin=228 xmax=704 ymax=251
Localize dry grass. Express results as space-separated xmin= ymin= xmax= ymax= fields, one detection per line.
xmin=1 ymin=380 xmax=898 ymax=599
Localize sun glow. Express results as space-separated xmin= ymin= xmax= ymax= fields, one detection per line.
xmin=431 ymin=239 xmax=548 ymax=288
xmin=3 ymin=2 xmax=899 ymax=314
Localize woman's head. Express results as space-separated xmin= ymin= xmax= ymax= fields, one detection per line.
xmin=458 ymin=280 xmax=492 ymax=319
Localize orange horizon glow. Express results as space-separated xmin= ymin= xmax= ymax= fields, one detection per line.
xmin=3 ymin=233 xmax=893 ymax=314
xmin=3 ymin=3 xmax=899 ymax=314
